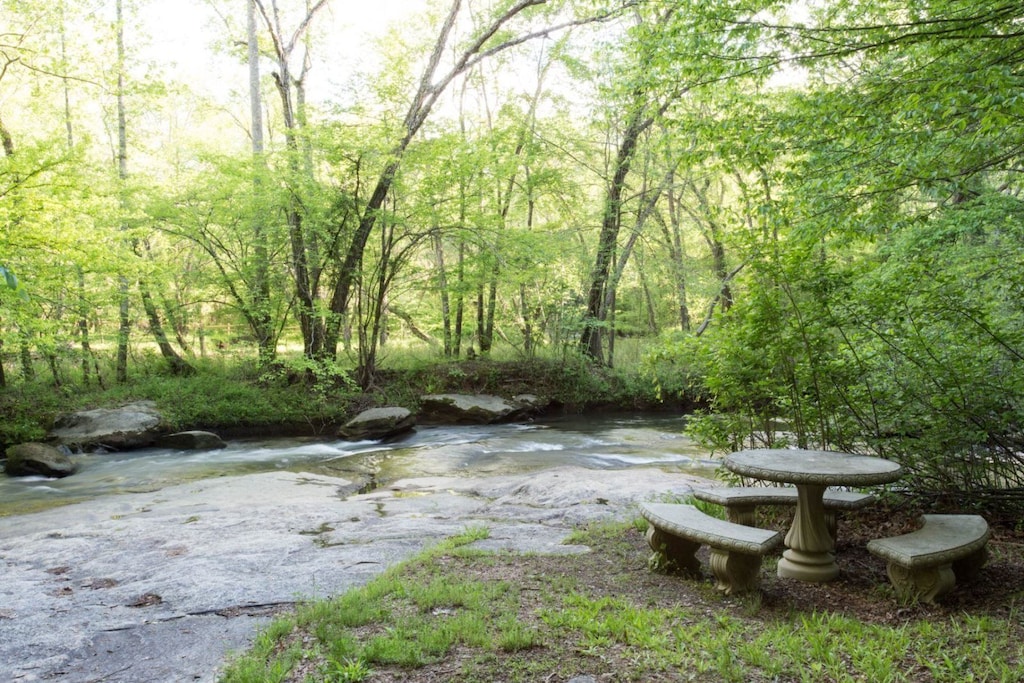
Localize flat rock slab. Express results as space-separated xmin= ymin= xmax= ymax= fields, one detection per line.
xmin=0 ymin=466 xmax=707 ymax=682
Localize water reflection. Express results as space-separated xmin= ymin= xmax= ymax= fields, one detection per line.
xmin=0 ymin=414 xmax=719 ymax=515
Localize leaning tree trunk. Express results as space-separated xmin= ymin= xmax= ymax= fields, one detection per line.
xmin=140 ymin=282 xmax=194 ymax=375
xmin=579 ymin=102 xmax=652 ymax=363
xmin=324 ymin=0 xmax=618 ymax=358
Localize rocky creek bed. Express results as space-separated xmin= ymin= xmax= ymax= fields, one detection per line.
xmin=0 ymin=466 xmax=709 ymax=682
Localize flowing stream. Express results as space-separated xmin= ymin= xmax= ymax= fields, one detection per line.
xmin=0 ymin=414 xmax=720 ymax=516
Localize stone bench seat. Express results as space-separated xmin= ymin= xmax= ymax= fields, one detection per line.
xmin=866 ymin=514 xmax=990 ymax=603
xmin=692 ymin=486 xmax=874 ymax=538
xmin=640 ymin=502 xmax=783 ymax=594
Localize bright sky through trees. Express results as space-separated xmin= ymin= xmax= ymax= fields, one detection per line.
xmin=139 ymin=0 xmax=419 ymax=105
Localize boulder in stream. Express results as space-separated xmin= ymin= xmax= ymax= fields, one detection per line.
xmin=47 ymin=401 xmax=166 ymax=452
xmin=4 ymin=442 xmax=78 ymax=478
xmin=156 ymin=430 xmax=227 ymax=450
xmin=418 ymin=393 xmax=534 ymax=424
xmin=339 ymin=407 xmax=415 ymax=441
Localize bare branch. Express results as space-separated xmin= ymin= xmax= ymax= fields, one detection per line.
xmin=285 ymin=0 xmax=330 ymax=55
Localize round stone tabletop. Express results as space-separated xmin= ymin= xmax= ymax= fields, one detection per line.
xmin=724 ymin=449 xmax=902 ymax=487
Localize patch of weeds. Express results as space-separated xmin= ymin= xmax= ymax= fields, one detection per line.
xmin=320 ymin=656 xmax=371 ymax=682
xmin=564 ymin=519 xmax=639 ymax=558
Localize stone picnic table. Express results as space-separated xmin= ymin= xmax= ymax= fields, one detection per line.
xmin=723 ymin=448 xmax=903 ymax=582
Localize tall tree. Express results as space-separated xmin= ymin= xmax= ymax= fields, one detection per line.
xmin=114 ymin=0 xmax=193 ymax=377
xmin=247 ymin=0 xmax=275 ymax=362
xmin=578 ymin=7 xmax=678 ymax=363
xmin=114 ymin=0 xmax=131 ymax=382
xmin=252 ymin=0 xmax=329 ymax=359
xmin=323 ymin=0 xmax=629 ymax=363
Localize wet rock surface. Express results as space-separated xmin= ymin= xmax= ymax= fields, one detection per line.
xmin=3 ymin=442 xmax=78 ymax=478
xmin=155 ymin=430 xmax=228 ymax=450
xmin=418 ymin=393 xmax=533 ymax=424
xmin=0 ymin=466 xmax=707 ymax=682
xmin=338 ymin=406 xmax=416 ymax=440
xmin=47 ymin=401 xmax=166 ymax=451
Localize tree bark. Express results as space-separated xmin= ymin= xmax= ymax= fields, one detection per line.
xmin=433 ymin=230 xmax=453 ymax=356
xmin=255 ymin=0 xmax=328 ymax=359
xmin=248 ymin=0 xmax=275 ymax=363
xmin=139 ymin=281 xmax=194 ymax=375
xmin=115 ymin=0 xmax=130 ymax=383
xmin=579 ymin=100 xmax=653 ymax=363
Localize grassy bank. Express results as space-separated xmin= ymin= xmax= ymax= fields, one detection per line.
xmin=0 ymin=354 xmax=688 ymax=450
xmin=220 ymin=518 xmax=1024 ymax=682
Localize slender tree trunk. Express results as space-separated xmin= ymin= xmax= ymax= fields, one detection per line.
xmin=324 ymin=0 xmax=600 ymax=357
xmin=433 ymin=230 xmax=453 ymax=356
xmin=662 ymin=172 xmax=691 ymax=331
xmin=579 ymin=101 xmax=652 ymax=363
xmin=254 ymin=0 xmax=328 ymax=360
xmin=77 ymin=267 xmax=97 ymax=386
xmin=136 ymin=243 xmax=194 ymax=374
xmin=248 ymin=0 xmax=274 ymax=363
xmin=62 ymin=5 xmax=101 ymax=384
xmin=454 ymin=239 xmax=466 ymax=357
xmin=115 ymin=0 xmax=130 ymax=383
xmin=475 ymin=285 xmax=484 ymax=355
xmin=19 ymin=333 xmax=34 ymax=381
xmin=274 ymin=66 xmax=324 ymax=359
xmin=139 ymin=284 xmax=192 ymax=374
xmin=638 ymin=261 xmax=658 ymax=334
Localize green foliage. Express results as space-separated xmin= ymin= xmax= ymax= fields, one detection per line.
xmin=0 ymin=358 xmax=361 ymax=448
xmin=4 ymin=0 xmax=1024 ymax=522
xmin=0 ymin=265 xmax=21 ymax=293
xmin=321 ymin=656 xmax=372 ymax=683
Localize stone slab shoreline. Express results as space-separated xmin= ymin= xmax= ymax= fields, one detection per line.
xmin=0 ymin=466 xmax=708 ymax=682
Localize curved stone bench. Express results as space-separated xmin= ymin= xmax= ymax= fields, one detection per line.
xmin=692 ymin=486 xmax=874 ymax=540
xmin=640 ymin=502 xmax=783 ymax=595
xmin=866 ymin=514 xmax=990 ymax=603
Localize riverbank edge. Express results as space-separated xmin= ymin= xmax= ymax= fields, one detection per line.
xmin=0 ymin=358 xmax=706 ymax=452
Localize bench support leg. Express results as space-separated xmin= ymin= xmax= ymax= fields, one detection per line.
xmin=824 ymin=511 xmax=838 ymax=542
xmin=885 ymin=562 xmax=955 ymax=604
xmin=725 ymin=504 xmax=757 ymax=527
xmin=645 ymin=527 xmax=701 ymax=576
xmin=952 ymin=546 xmax=989 ymax=582
xmin=709 ymin=549 xmax=763 ymax=594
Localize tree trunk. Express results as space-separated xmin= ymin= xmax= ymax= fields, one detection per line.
xmin=454 ymin=239 xmax=466 ymax=357
xmin=19 ymin=333 xmax=34 ymax=381
xmin=481 ymin=270 xmax=498 ymax=354
xmin=324 ymin=0 xmax=602 ymax=357
xmin=433 ymin=231 xmax=453 ymax=356
xmin=254 ymin=0 xmax=328 ymax=360
xmin=248 ymin=0 xmax=275 ymax=363
xmin=140 ymin=282 xmax=194 ymax=375
xmin=659 ymin=165 xmax=691 ymax=331
xmin=579 ymin=101 xmax=652 ymax=363
xmin=115 ymin=0 xmax=130 ymax=383
xmin=77 ymin=268 xmax=102 ymax=387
